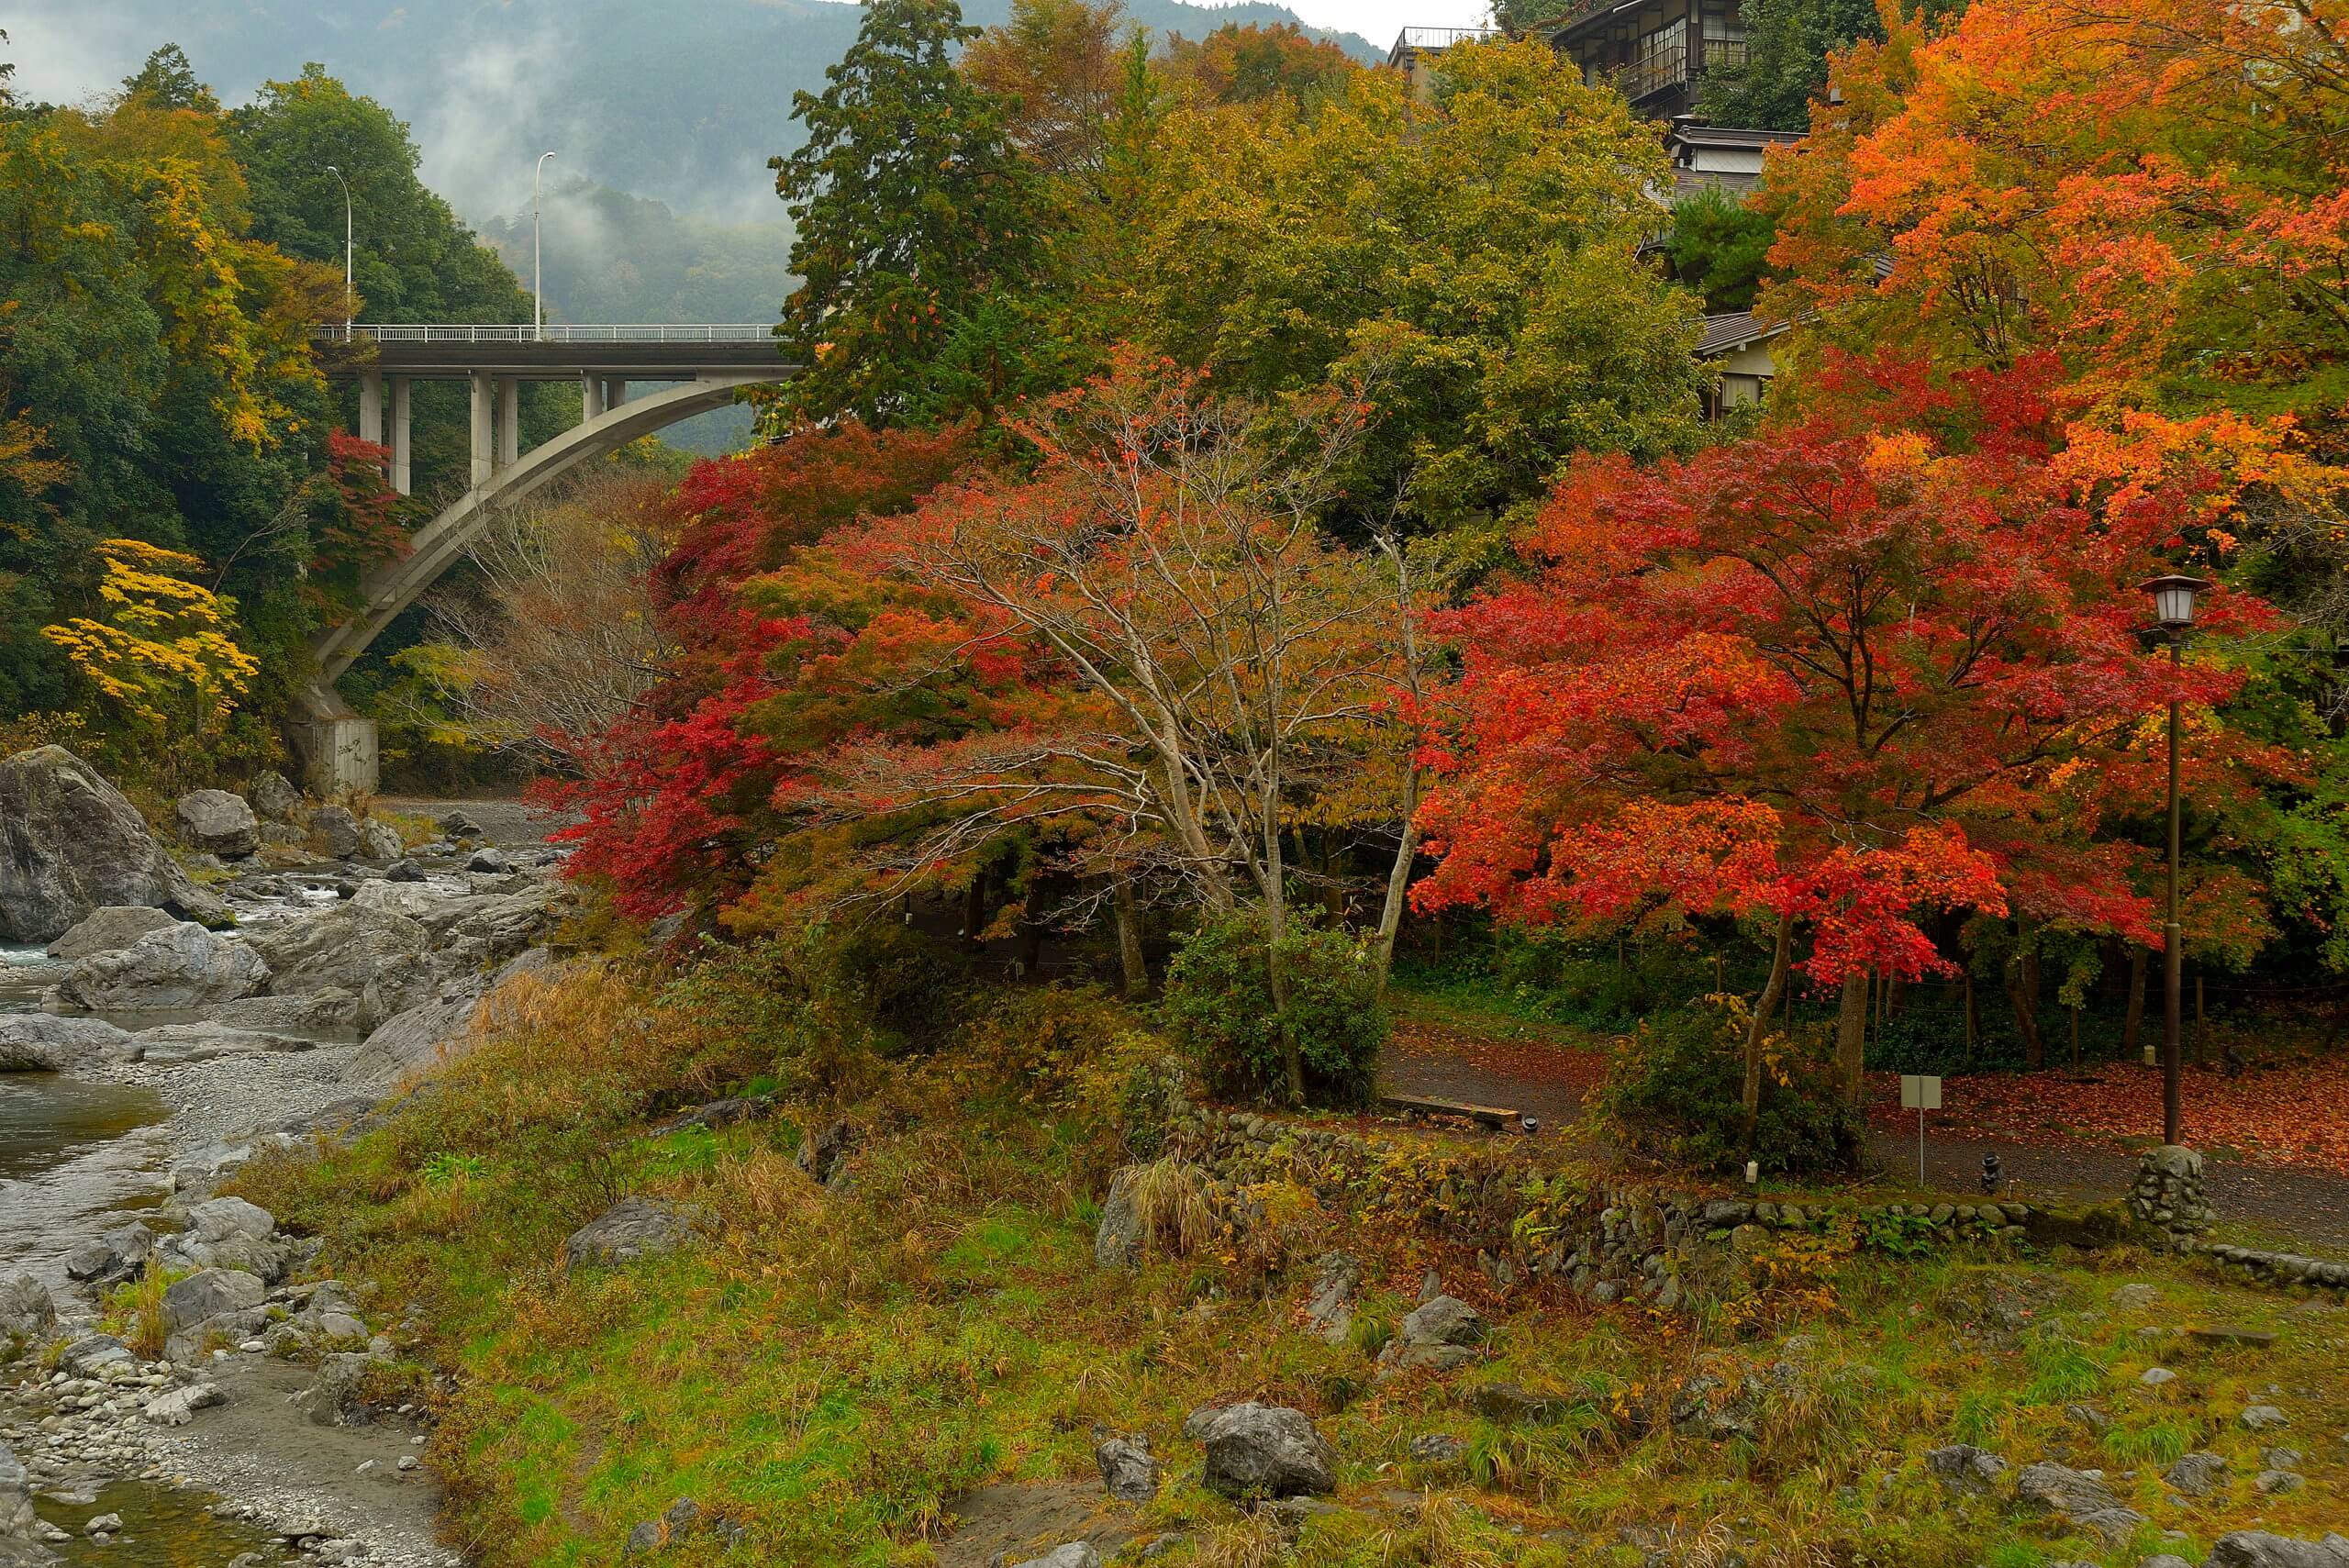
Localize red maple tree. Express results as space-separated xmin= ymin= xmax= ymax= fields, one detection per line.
xmin=1412 ymin=356 xmax=2269 ymax=1120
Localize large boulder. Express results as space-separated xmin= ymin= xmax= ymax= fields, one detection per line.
xmin=0 ymin=1015 xmax=130 ymax=1073
xmin=247 ymin=905 xmax=436 ymax=1013
xmin=44 ymin=906 xmax=176 ymax=962
xmin=205 ymin=987 xmax=368 ymax=1036
xmin=244 ymin=771 xmax=301 ymax=822
xmin=0 ymin=745 xmax=225 ymax=943
xmin=161 ymin=1268 xmax=267 ymax=1333
xmin=129 ymin=1021 xmax=310 ymax=1063
xmin=58 ymin=922 xmax=268 ymax=1010
xmin=62 ymin=1223 xmax=153 ymax=1287
xmin=1095 ymin=1435 xmax=1158 ymax=1504
xmin=173 ymin=790 xmax=257 ymax=858
xmin=1 ymin=1440 xmax=55 ymax=1562
xmin=1196 ymin=1403 xmax=1337 ymax=1499
xmin=2013 ymin=1460 xmax=2147 ymax=1546
xmin=1095 ymin=1168 xmax=1145 ymax=1269
xmin=357 ymin=820 xmax=404 ymax=862
xmin=340 ymin=992 xmax=480 ymax=1085
xmin=292 ymin=1351 xmax=377 ymax=1428
xmin=2205 ymin=1534 xmax=2349 ymax=1568
xmin=1378 ymin=1294 xmax=1485 ymax=1378
xmin=0 ymin=1276 xmax=53 ymax=1351
xmin=307 ymin=804 xmax=362 ymax=860
xmin=565 ymin=1196 xmax=700 ymax=1269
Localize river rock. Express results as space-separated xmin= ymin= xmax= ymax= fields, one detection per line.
xmin=59 ymin=922 xmax=267 ymax=1010
xmin=438 ymin=809 xmax=482 ymax=840
xmin=0 ymin=1015 xmax=131 ymax=1072
xmin=248 ymin=905 xmax=436 ymax=1014
xmin=129 ymin=1021 xmax=311 ymax=1062
xmin=340 ymin=992 xmax=479 ymax=1085
xmin=1196 ymin=1403 xmax=1337 ymax=1499
xmin=308 ymin=804 xmax=362 ymax=859
xmin=2165 ymin=1451 xmax=2229 ymax=1496
xmin=0 ymin=745 xmax=227 ymax=943
xmin=294 ymin=1351 xmax=378 ymax=1427
xmin=43 ymin=905 xmax=177 ymax=962
xmin=0 ymin=1276 xmax=53 ymax=1352
xmin=2013 ymin=1460 xmax=2147 ymax=1545
xmin=173 ymin=790 xmax=258 ymax=857
xmin=1305 ymin=1251 xmax=1361 ymax=1345
xmin=565 ymin=1196 xmax=699 ymax=1269
xmin=1094 ymin=1168 xmax=1144 ymax=1269
xmin=357 ymin=820 xmax=404 ymax=862
xmin=188 ymin=1196 xmax=277 ymax=1243
xmin=1379 ymin=1294 xmax=1484 ymax=1377
xmin=161 ymin=1268 xmax=267 ymax=1332
xmin=205 ymin=986 xmax=369 ymax=1035
xmin=2205 ymin=1533 xmax=2349 ymax=1568
xmin=244 ymin=771 xmax=301 ymax=821
xmin=1019 ymin=1549 xmax=1100 ymax=1568
xmin=143 ymin=1383 xmax=226 ymax=1427
xmin=1926 ymin=1443 xmax=2009 ymax=1494
xmin=57 ymin=1334 xmax=133 ymax=1377
xmin=63 ymin=1223 xmax=154 ymax=1286
xmin=1 ymin=1440 xmax=54 ymax=1562
xmin=1095 ymin=1434 xmax=1158 ymax=1503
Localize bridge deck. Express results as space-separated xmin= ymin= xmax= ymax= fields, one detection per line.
xmin=314 ymin=324 xmax=786 ymax=380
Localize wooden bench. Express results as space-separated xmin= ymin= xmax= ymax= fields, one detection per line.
xmin=1382 ymin=1093 xmax=1522 ymax=1131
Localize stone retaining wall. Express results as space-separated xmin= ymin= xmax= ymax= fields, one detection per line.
xmin=1147 ymin=1087 xmax=2344 ymax=1307
xmin=1154 ymin=1092 xmax=2050 ymax=1313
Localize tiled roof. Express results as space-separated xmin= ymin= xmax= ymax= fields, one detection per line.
xmin=1697 ymin=312 xmax=1791 ymax=356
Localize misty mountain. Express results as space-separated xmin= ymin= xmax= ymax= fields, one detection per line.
xmin=27 ymin=0 xmax=1381 ymax=229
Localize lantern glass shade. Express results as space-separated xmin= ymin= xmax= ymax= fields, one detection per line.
xmin=2140 ymin=573 xmax=2208 ymax=629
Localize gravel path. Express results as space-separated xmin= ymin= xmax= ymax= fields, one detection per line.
xmin=1378 ymin=1011 xmax=2349 ymax=1257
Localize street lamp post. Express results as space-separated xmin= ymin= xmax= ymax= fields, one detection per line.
xmin=533 ymin=150 xmax=557 ymax=340
xmin=324 ymin=165 xmax=352 ymax=339
xmin=2142 ymin=573 xmax=2208 ymax=1148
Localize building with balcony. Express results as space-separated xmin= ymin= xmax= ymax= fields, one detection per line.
xmin=1538 ymin=0 xmax=1750 ymax=119
xmin=1386 ymin=25 xmax=1503 ymax=97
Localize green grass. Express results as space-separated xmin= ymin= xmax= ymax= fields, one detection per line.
xmin=234 ymin=961 xmax=2349 ymax=1568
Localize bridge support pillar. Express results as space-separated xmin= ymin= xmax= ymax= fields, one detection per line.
xmin=496 ymin=376 xmax=519 ymax=472
xmin=580 ymin=373 xmax=604 ymax=424
xmin=390 ymin=376 xmax=411 ymax=495
xmin=289 ymin=685 xmax=379 ymax=796
xmin=469 ymin=371 xmax=494 ymax=488
xmin=357 ymin=369 xmax=384 ymax=450
xmin=604 ymin=377 xmax=626 ymax=413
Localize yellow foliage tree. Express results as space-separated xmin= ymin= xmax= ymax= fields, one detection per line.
xmin=40 ymin=539 xmax=260 ymax=737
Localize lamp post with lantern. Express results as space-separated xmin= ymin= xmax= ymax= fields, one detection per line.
xmin=2141 ymin=573 xmax=2209 ymax=1148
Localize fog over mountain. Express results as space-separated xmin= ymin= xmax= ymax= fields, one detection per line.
xmin=15 ymin=0 xmax=1380 ymax=231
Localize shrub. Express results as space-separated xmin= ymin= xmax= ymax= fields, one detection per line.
xmin=1589 ymin=999 xmax=1861 ymax=1176
xmin=1161 ymin=907 xmax=1387 ymax=1107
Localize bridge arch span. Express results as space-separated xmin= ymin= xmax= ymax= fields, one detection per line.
xmin=311 ymin=373 xmax=772 ymax=685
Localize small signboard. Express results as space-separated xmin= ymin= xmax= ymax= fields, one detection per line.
xmin=1900 ymin=1074 xmax=1943 ymax=1111
xmin=1900 ymin=1074 xmax=1943 ymax=1185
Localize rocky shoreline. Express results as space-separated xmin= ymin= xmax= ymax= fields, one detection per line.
xmin=1 ymin=749 xmax=572 ymax=1567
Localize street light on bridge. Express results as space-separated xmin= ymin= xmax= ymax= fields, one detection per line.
xmin=2141 ymin=572 xmax=2209 ymax=1149
xmin=533 ymin=150 xmax=557 ymax=342
xmin=323 ymin=165 xmax=352 ymax=339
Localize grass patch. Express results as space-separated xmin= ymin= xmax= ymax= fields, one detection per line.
xmin=234 ymin=956 xmax=2349 ymax=1567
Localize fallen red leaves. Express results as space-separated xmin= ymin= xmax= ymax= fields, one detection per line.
xmin=1865 ymin=1060 xmax=2349 ymax=1177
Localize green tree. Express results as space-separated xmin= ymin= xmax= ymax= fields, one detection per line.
xmin=1697 ymin=0 xmax=1965 ymax=130
xmin=1138 ymin=37 xmax=1709 ymax=533
xmin=228 ymin=65 xmax=570 ymax=500
xmin=1663 ymin=185 xmax=1776 ymax=312
xmin=770 ymin=0 xmax=1049 ymax=428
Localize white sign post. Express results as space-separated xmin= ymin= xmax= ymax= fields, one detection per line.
xmin=1900 ymin=1073 xmax=1943 ymax=1187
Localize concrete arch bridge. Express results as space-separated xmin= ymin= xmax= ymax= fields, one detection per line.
xmin=299 ymin=324 xmax=794 ymax=790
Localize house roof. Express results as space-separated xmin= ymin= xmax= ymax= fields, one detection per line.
xmin=1667 ymin=123 xmax=1806 ymax=158
xmin=1697 ymin=312 xmax=1791 ymax=357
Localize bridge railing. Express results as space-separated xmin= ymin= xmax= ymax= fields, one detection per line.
xmin=312 ymin=323 xmax=774 ymax=345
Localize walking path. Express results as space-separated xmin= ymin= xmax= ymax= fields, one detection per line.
xmin=1378 ymin=1005 xmax=2349 ymax=1256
